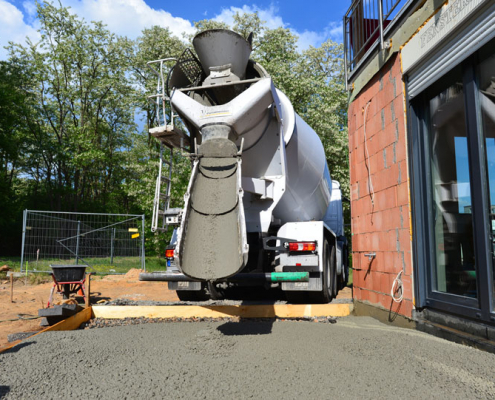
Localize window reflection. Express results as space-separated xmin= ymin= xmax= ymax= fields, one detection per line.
xmin=479 ymin=51 xmax=495 ymax=310
xmin=429 ymin=76 xmax=477 ymax=298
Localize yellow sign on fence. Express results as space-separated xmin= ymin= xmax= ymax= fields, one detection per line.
xmin=131 ymin=233 xmax=140 ymax=239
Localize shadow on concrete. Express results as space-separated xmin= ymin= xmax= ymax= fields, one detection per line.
xmin=0 ymin=385 xmax=10 ymax=398
xmin=388 ymin=299 xmax=402 ymax=322
xmin=217 ymin=318 xmax=276 ymax=336
xmin=2 ymin=341 xmax=35 ymax=355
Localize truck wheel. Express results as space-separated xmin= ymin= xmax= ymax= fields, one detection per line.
xmin=310 ymin=238 xmax=335 ymax=304
xmin=340 ymin=245 xmax=349 ymax=289
xmin=331 ymin=244 xmax=337 ymax=298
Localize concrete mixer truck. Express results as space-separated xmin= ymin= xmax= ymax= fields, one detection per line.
xmin=140 ymin=29 xmax=348 ymax=303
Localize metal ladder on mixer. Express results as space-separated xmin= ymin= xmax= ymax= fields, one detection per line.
xmin=148 ymin=51 xmax=203 ymax=232
xmin=147 ymin=57 xmax=182 ymax=232
xmin=151 ymin=144 xmax=181 ymax=232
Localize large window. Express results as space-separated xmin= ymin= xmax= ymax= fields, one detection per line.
xmin=479 ymin=47 xmax=495 ymax=312
xmin=411 ymin=40 xmax=495 ymax=322
xmin=426 ymin=69 xmax=477 ymax=299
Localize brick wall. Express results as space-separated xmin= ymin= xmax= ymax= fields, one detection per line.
xmin=348 ymin=54 xmax=414 ymax=318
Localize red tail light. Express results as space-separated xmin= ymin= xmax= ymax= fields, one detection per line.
xmin=165 ymin=249 xmax=174 ymax=258
xmin=288 ymin=242 xmax=316 ymax=252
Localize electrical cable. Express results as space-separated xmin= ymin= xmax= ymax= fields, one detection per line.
xmin=363 ymin=101 xmax=375 ymax=206
xmin=391 ymin=270 xmax=404 ymax=303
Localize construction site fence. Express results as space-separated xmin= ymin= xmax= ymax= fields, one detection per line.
xmin=20 ymin=210 xmax=146 ymax=275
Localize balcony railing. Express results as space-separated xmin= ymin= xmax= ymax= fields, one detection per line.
xmin=344 ymin=0 xmax=410 ymax=88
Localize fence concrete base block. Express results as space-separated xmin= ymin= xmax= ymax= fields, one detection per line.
xmin=91 ymin=304 xmax=353 ymax=319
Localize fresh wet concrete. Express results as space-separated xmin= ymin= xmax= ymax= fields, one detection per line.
xmin=1 ymin=316 xmax=495 ymax=399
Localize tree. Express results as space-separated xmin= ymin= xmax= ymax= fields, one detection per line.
xmin=7 ymin=1 xmax=136 ymax=212
xmin=0 ymin=61 xmax=33 ymax=255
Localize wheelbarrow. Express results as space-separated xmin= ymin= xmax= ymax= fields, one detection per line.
xmin=47 ymin=265 xmax=87 ymax=307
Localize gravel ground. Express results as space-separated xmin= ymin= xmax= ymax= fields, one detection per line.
xmin=1 ymin=316 xmax=495 ymax=399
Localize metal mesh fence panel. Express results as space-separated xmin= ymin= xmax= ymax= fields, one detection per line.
xmin=20 ymin=210 xmax=145 ymax=274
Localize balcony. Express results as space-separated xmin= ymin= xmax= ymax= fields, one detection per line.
xmin=344 ymin=0 xmax=413 ymax=88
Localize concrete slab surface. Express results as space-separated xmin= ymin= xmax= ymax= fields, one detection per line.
xmin=1 ymin=316 xmax=494 ymax=399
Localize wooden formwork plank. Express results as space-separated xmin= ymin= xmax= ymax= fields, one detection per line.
xmin=0 ymin=307 xmax=93 ymax=355
xmin=42 ymin=306 xmax=93 ymax=332
xmin=92 ymin=304 xmax=353 ymax=320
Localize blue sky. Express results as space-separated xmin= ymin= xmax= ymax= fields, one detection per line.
xmin=0 ymin=0 xmax=351 ymax=59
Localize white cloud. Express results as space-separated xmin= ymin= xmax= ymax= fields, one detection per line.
xmin=212 ymin=4 xmax=342 ymax=50
xmin=0 ymin=1 xmax=343 ymax=61
xmin=59 ymin=0 xmax=196 ymax=39
xmin=22 ymin=0 xmax=37 ymax=19
xmin=0 ymin=0 xmax=40 ymax=59
xmin=214 ymin=4 xmax=284 ymax=30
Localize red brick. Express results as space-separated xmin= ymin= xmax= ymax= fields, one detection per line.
xmin=351 ymin=251 xmax=361 ymax=271
xmin=373 ymin=186 xmax=397 ymax=212
xmin=373 ymin=164 xmax=400 ymax=192
xmin=396 ymin=112 xmax=407 ymax=143
xmin=403 ymin=251 xmax=413 ymax=276
xmin=379 ymin=272 xmax=391 ymax=294
xmin=355 ymin=143 xmax=365 ymax=165
xmin=385 ymin=208 xmax=402 ymax=230
xmin=374 ymin=90 xmax=388 ymax=114
xmin=351 ymin=183 xmax=359 ymax=202
xmin=383 ymin=120 xmax=399 ymax=147
xmin=359 ymin=288 xmax=369 ymax=301
xmin=369 ymin=151 xmax=384 ymax=173
xmin=398 ymin=160 xmax=408 ymax=184
xmin=352 ymin=215 xmax=361 ymax=235
xmin=391 ymin=54 xmax=402 ymax=78
xmin=396 ymin=135 xmax=407 ymax=163
xmin=375 ymin=291 xmax=387 ymax=307
xmin=382 ymin=252 xmax=398 ymax=274
xmin=394 ymin=96 xmax=405 ymax=122
xmin=368 ymin=290 xmax=379 ymax=304
xmin=385 ymin=143 xmax=396 ymax=166
xmin=399 ymin=228 xmax=412 ymax=252
xmin=397 ymin=299 xmax=413 ymax=318
xmin=402 ymin=274 xmax=413 ymax=301
xmin=380 ymin=230 xmax=398 ymax=252
xmin=353 ymin=269 xmax=363 ymax=289
xmin=397 ymin=182 xmax=409 ymax=206
xmin=358 ymin=179 xmax=370 ymax=199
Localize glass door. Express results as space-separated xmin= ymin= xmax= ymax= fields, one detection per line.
xmin=427 ymin=68 xmax=478 ymax=300
xmin=479 ymin=50 xmax=495 ymax=312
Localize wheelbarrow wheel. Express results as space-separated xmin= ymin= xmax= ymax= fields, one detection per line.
xmin=63 ymin=284 xmax=71 ymax=299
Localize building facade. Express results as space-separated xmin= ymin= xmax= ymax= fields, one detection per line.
xmin=344 ymin=0 xmax=495 ymax=341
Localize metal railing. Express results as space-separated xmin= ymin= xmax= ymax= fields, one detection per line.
xmin=344 ymin=0 xmax=410 ymax=87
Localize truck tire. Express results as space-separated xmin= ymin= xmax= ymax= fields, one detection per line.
xmin=310 ymin=238 xmax=335 ymax=304
xmin=339 ymin=245 xmax=349 ymax=290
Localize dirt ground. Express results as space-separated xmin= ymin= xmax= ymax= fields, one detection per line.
xmin=0 ymin=269 xmax=179 ymax=348
xmin=0 ymin=269 xmax=352 ymax=348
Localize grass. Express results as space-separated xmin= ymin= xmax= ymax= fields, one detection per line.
xmin=0 ymin=256 xmax=168 ymax=276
